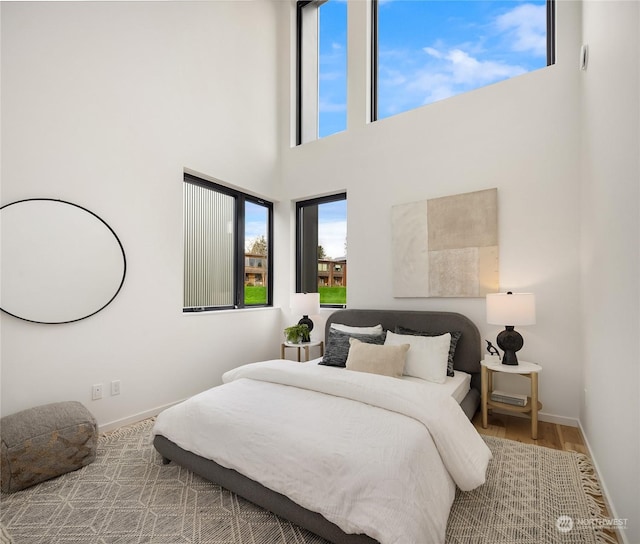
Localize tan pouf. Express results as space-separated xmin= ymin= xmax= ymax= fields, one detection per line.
xmin=1 ymin=401 xmax=97 ymax=493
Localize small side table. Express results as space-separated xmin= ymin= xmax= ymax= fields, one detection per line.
xmin=281 ymin=340 xmax=324 ymax=362
xmin=481 ymin=360 xmax=542 ymax=439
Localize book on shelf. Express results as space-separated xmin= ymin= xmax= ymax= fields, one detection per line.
xmin=490 ymin=389 xmax=528 ymax=407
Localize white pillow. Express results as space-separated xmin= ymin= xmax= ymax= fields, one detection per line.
xmin=330 ymin=323 xmax=384 ymax=335
xmin=384 ymin=330 xmax=451 ymax=384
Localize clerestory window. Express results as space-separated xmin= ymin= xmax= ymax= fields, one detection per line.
xmin=372 ymin=0 xmax=556 ymax=121
xmin=296 ymin=0 xmax=348 ymax=145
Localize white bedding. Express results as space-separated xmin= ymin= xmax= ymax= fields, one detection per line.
xmin=153 ymin=360 xmax=491 ymax=544
xmin=306 ymin=357 xmax=471 ymax=404
xmin=403 ymin=370 xmax=471 ymax=404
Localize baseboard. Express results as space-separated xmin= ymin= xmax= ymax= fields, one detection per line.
xmin=97 ymin=399 xmax=187 ymax=434
xmin=537 ymin=411 xmax=579 ymax=427
xmin=578 ymin=420 xmax=629 ymax=544
xmin=490 ymin=407 xmax=579 ymax=427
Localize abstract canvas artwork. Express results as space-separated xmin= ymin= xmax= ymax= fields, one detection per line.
xmin=392 ymin=188 xmax=499 ymax=298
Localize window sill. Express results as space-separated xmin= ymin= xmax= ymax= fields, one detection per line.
xmin=182 ymin=306 xmax=278 ymax=316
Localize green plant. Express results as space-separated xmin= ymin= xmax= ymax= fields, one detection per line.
xmin=284 ymin=323 xmax=310 ymax=343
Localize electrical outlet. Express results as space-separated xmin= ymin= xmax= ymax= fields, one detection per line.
xmin=92 ymin=384 xmax=103 ymax=400
xmin=111 ymin=380 xmax=121 ymax=396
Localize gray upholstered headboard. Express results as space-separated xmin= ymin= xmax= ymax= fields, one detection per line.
xmin=325 ymin=309 xmax=482 ymax=391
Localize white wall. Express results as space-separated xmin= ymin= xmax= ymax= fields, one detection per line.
xmin=580 ymin=2 xmax=640 ymax=540
xmin=0 ymin=1 xmax=283 ymax=429
xmin=278 ymin=1 xmax=584 ymax=423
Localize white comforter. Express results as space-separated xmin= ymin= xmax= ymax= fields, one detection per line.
xmin=153 ymin=360 xmax=492 ymax=544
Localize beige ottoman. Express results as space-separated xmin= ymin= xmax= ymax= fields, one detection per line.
xmin=1 ymin=401 xmax=97 ymax=493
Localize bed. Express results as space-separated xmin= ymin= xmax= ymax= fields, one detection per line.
xmin=153 ymin=309 xmax=491 ymax=544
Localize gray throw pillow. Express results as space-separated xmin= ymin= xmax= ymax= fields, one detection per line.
xmin=319 ymin=328 xmax=387 ymax=367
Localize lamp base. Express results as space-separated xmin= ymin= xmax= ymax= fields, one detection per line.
xmin=496 ymin=326 xmax=523 ymax=365
xmin=298 ymin=315 xmax=313 ymax=342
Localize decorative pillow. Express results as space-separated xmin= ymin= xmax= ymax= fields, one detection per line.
xmin=385 ymin=330 xmax=451 ymax=384
xmin=396 ymin=326 xmax=462 ymax=377
xmin=330 ymin=323 xmax=384 ymax=335
xmin=319 ymin=329 xmax=387 ymax=367
xmin=345 ymin=338 xmax=409 ymax=378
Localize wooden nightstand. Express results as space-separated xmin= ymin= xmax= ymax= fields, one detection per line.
xmin=481 ymin=360 xmax=542 ymax=439
xmin=281 ymin=340 xmax=324 ymax=362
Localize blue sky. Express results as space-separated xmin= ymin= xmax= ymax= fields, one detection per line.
xmin=318 ymin=0 xmax=348 ymax=138
xmin=318 ymin=0 xmax=547 ymax=134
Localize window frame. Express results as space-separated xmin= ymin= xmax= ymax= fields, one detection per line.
xmin=296 ymin=0 xmax=320 ymax=146
xmin=295 ymin=192 xmax=347 ymax=308
xmin=183 ymin=173 xmax=273 ymax=312
xmin=370 ymin=0 xmax=556 ymax=122
xmin=296 ymin=0 xmax=347 ymax=145
xmin=546 ymin=0 xmax=556 ymax=66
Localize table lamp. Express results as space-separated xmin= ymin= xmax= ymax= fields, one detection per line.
xmin=486 ymin=291 xmax=536 ymax=365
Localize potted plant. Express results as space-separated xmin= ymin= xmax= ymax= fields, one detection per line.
xmin=284 ymin=323 xmax=310 ymax=343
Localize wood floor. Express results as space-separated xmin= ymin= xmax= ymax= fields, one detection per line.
xmin=473 ymin=411 xmax=621 ymax=544
xmin=471 ymin=411 xmax=588 ymax=454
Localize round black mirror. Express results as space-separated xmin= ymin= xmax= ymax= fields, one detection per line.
xmin=1 ymin=198 xmax=126 ymax=324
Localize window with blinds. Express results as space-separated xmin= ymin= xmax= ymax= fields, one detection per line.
xmin=183 ymin=174 xmax=273 ymax=311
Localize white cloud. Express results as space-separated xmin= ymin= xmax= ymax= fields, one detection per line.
xmin=445 ymin=48 xmax=525 ymax=85
xmin=380 ymin=67 xmax=407 ymax=87
xmin=319 ymin=99 xmax=346 ymax=113
xmin=405 ymin=47 xmax=525 ymax=104
xmin=319 ymin=220 xmax=347 ymax=259
xmin=424 ymin=47 xmax=443 ymax=60
xmin=496 ymin=3 xmax=547 ymax=57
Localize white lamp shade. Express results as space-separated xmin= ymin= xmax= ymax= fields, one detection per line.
xmin=486 ymin=292 xmax=536 ymax=326
xmin=291 ymin=293 xmax=320 ymax=316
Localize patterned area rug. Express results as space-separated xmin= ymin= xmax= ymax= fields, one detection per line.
xmin=0 ymin=419 xmax=615 ymax=544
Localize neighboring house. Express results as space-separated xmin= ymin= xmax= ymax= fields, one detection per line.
xmin=317 ymin=258 xmax=346 ymax=288
xmin=245 ymin=254 xmax=346 ymax=289
xmin=244 ymin=253 xmax=267 ymax=286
